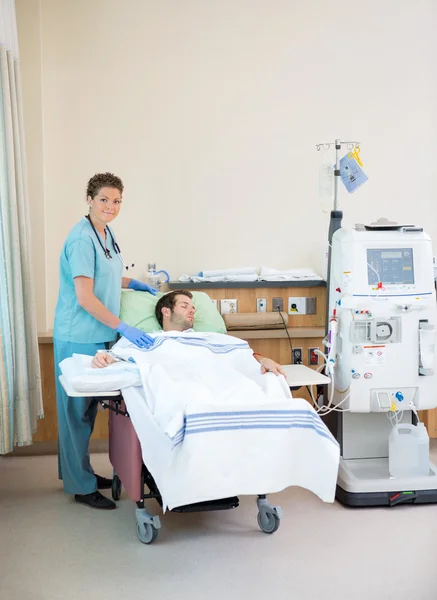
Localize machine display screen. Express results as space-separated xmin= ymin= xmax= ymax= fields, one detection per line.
xmin=367 ymin=248 xmax=414 ymax=285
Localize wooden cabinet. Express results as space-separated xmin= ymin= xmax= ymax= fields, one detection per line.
xmin=34 ymin=340 xmax=109 ymax=442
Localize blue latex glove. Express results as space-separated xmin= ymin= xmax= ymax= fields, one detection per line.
xmin=128 ymin=279 xmax=158 ymax=296
xmin=116 ymin=322 xmax=154 ymax=349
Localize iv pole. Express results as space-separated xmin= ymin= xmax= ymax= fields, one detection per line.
xmin=316 ymin=138 xmax=360 ymax=333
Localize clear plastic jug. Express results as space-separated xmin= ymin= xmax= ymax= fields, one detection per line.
xmin=145 ymin=263 xmax=170 ymax=291
xmin=388 ymin=423 xmax=429 ymax=478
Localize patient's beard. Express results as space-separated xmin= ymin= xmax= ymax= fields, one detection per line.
xmin=168 ymin=313 xmax=193 ymax=331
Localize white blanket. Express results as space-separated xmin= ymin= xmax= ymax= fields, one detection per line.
xmin=59 ymin=332 xmax=340 ymax=509
xmin=114 ymin=332 xmax=292 ymax=432
xmin=112 ymin=331 xmax=340 ymax=509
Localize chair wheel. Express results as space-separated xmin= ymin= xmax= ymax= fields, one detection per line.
xmin=136 ymin=522 xmax=159 ymax=545
xmin=112 ymin=474 xmax=121 ymax=501
xmin=257 ymin=511 xmax=280 ymax=534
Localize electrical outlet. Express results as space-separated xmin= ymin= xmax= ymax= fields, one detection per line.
xmin=308 ymin=347 xmax=319 ymax=365
xmin=220 ymin=299 xmax=238 ymax=315
xmin=211 ymin=299 xmax=218 ymax=310
xmin=256 ymin=298 xmax=267 ymax=312
xmin=292 ymin=348 xmax=303 ymax=364
xmin=272 ymin=297 xmax=283 ymax=312
xmin=288 ymin=297 xmax=317 ymax=315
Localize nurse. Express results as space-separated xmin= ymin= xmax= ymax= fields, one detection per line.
xmin=53 ymin=172 xmax=155 ymax=510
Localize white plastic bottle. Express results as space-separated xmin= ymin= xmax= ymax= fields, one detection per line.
xmin=388 ymin=423 xmax=430 ymax=478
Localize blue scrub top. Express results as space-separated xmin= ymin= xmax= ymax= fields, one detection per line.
xmin=53 ymin=217 xmax=123 ymax=343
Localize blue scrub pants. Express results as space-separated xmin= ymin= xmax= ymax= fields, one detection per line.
xmin=54 ymin=339 xmax=109 ymax=495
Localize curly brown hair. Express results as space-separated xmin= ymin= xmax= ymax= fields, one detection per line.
xmin=86 ymin=172 xmax=124 ymax=199
xmin=155 ymin=290 xmax=193 ymax=328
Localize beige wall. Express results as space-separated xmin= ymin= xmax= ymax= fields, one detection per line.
xmin=16 ymin=0 xmax=437 ymax=332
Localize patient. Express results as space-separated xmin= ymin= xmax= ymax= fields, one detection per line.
xmin=92 ymin=289 xmax=285 ymax=376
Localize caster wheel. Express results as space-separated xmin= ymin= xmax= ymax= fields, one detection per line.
xmin=257 ymin=511 xmax=280 ymax=534
xmin=111 ymin=474 xmax=121 ymax=501
xmin=136 ymin=522 xmax=159 ymax=545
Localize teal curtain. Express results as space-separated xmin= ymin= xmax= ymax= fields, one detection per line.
xmin=0 ymin=0 xmax=43 ymax=453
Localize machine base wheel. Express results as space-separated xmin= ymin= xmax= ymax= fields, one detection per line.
xmin=136 ymin=522 xmax=159 ymax=544
xmin=257 ymin=511 xmax=280 ymax=534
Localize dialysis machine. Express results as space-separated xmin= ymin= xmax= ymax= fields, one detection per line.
xmin=326 ymin=218 xmax=437 ymax=506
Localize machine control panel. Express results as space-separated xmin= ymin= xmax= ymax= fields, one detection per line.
xmin=367 ymin=248 xmax=414 ymax=286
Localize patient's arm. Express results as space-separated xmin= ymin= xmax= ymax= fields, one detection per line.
xmin=92 ymin=352 xmax=117 ymax=369
xmin=253 ymin=353 xmax=286 ymax=376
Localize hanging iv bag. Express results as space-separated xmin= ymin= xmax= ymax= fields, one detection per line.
xmin=318 ymin=147 xmax=335 ymax=214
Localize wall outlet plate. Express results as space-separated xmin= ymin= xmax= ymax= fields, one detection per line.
xmin=308 ymin=347 xmax=319 ymax=365
xmin=220 ymin=299 xmax=238 ymax=314
xmin=288 ymin=297 xmax=316 ymax=315
xmin=256 ymin=297 xmax=267 ymax=312
xmin=292 ymin=348 xmax=303 ymax=364
xmin=272 ymin=297 xmax=284 ymax=312
xmin=211 ymin=299 xmax=218 ymax=310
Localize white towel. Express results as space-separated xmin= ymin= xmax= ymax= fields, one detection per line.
xmin=179 ymin=273 xmax=259 ymax=283
xmin=178 ymin=266 xmax=323 ymax=283
xmin=200 ymin=267 xmax=257 ymax=277
xmin=179 ymin=266 xmax=258 ymax=282
xmin=259 ymin=267 xmax=323 ymax=281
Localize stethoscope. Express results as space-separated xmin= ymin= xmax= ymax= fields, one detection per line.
xmin=85 ymin=215 xmax=135 ymax=271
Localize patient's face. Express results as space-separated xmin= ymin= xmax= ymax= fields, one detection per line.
xmin=168 ymin=295 xmax=195 ymax=330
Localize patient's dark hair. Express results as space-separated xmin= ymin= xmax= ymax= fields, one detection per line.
xmin=155 ymin=290 xmax=193 ymax=327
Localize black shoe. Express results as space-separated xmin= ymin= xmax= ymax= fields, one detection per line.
xmin=74 ymin=491 xmax=116 ymax=510
xmin=95 ymin=474 xmax=113 ymax=490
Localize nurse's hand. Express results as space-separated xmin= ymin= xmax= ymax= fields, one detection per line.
xmin=128 ymin=279 xmax=158 ymax=296
xmin=116 ymin=322 xmax=154 ymax=349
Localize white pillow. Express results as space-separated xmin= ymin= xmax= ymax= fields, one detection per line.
xmin=59 ymin=354 xmax=141 ymax=393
